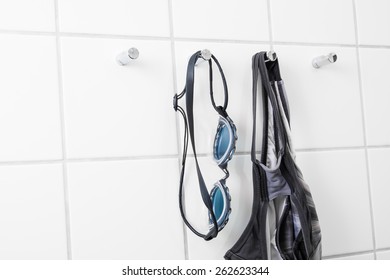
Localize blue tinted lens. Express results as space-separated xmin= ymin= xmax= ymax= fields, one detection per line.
xmin=215 ymin=124 xmax=230 ymax=160
xmin=212 ymin=187 xmax=225 ymax=221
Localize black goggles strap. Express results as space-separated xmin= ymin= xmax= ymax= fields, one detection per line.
xmin=174 ymin=51 xmax=230 ymax=241
xmin=208 ymin=54 xmax=229 ymax=115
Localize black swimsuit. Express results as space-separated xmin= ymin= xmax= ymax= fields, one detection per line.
xmin=225 ymin=52 xmax=322 ymax=260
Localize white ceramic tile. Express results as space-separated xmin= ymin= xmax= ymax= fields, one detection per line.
xmin=377 ymin=250 xmax=390 ymax=260
xmin=67 ymin=158 xmax=184 ymax=259
xmin=61 ymin=37 xmax=177 ymax=158
xmin=0 ymin=34 xmax=62 ymax=161
xmin=184 ymin=155 xmax=253 ymax=259
xmin=330 ymin=253 xmax=375 ymax=260
xmin=172 ymin=0 xmax=269 ymax=41
xmin=355 ymin=0 xmax=390 ymax=46
xmin=360 ymin=48 xmax=390 ymax=146
xmin=273 ymin=45 xmax=364 ymax=149
xmin=271 ymin=0 xmax=355 ymax=44
xmin=296 ymin=150 xmax=373 ymax=256
xmin=58 ymin=0 xmax=169 ymax=37
xmin=0 ymin=164 xmax=67 ymax=259
xmin=367 ymin=148 xmax=390 ymax=249
xmin=0 ymin=0 xmax=55 ymax=32
xmin=175 ymin=42 xmax=269 ymax=155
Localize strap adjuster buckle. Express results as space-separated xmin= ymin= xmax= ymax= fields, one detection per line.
xmin=173 ymin=94 xmax=178 ymax=111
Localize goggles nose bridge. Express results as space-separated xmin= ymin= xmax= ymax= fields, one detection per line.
xmin=218 ymin=161 xmax=228 ymax=171
xmin=222 ymin=168 xmax=230 ymax=180
xmin=215 ymin=106 xmax=228 ymax=118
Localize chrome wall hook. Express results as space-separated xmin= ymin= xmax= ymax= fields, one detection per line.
xmin=312 ymin=53 xmax=337 ymax=69
xmin=116 ymin=47 xmax=139 ymax=66
xmin=265 ymin=51 xmax=277 ymax=62
xmin=200 ymin=49 xmax=212 ymax=61
xmin=195 ymin=49 xmax=212 ymax=66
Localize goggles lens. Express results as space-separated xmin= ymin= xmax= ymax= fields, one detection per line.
xmin=212 ymin=186 xmax=224 ymax=220
xmin=209 ymin=182 xmax=231 ymax=230
xmin=214 ymin=117 xmax=236 ymax=165
xmin=215 ymin=123 xmax=230 ymax=160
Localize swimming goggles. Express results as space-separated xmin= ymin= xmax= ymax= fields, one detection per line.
xmin=173 ymin=51 xmax=237 ymax=241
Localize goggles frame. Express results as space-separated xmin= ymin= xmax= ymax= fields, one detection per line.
xmin=173 ymin=51 xmax=237 ymax=241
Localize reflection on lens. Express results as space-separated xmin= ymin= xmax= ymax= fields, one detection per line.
xmin=215 ymin=124 xmax=230 ymax=160
xmin=211 ymin=186 xmax=224 ymax=221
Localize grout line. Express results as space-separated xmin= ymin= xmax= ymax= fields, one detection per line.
xmin=295 ymin=146 xmax=366 ymax=153
xmin=59 ymin=32 xmax=170 ymax=41
xmin=266 ymin=0 xmax=273 ymax=50
xmin=185 ymin=151 xmax=251 ymax=159
xmin=359 ymin=44 xmax=390 ymax=49
xmin=173 ymin=37 xmax=270 ymax=45
xmin=322 ymin=250 xmax=375 ymax=260
xmin=366 ymin=145 xmax=390 ymax=150
xmin=297 ymin=145 xmax=390 ymax=152
xmin=322 ymin=247 xmax=390 ymax=259
xmin=67 ymin=154 xmax=179 ymax=163
xmin=376 ymin=247 xmax=390 ymax=253
xmin=1 ymin=27 xmax=390 ymax=50
xmin=0 ymin=154 xmax=181 ymax=167
xmin=186 ymin=147 xmax=368 ymax=158
xmin=54 ymin=0 xmax=72 ymax=260
xmin=2 ymin=145 xmax=390 ymax=167
xmin=273 ymin=41 xmax=356 ymax=48
xmin=0 ymin=29 xmax=55 ymax=36
xmin=167 ymin=0 xmax=189 ymax=260
xmin=0 ymin=144 xmax=390 ymax=167
xmin=0 ymin=159 xmax=63 ymax=166
xmin=352 ymin=0 xmax=377 ymax=260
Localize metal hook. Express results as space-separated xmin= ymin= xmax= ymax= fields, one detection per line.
xmin=116 ymin=47 xmax=139 ymax=66
xmin=200 ymin=49 xmax=212 ymax=61
xmin=312 ymin=53 xmax=337 ymax=69
xmin=195 ymin=49 xmax=212 ymax=66
xmin=265 ymin=51 xmax=277 ymax=62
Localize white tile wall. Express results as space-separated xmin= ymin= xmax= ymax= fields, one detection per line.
xmin=367 ymin=148 xmax=390 ymax=249
xmin=296 ymin=150 xmax=373 ymax=257
xmin=377 ymin=250 xmax=390 ymax=260
xmin=271 ymin=0 xmax=355 ymax=44
xmin=0 ymin=34 xmax=62 ymax=161
xmin=0 ymin=0 xmax=55 ymax=32
xmin=0 ymin=164 xmax=67 ymax=259
xmin=0 ymin=0 xmax=389 ymax=260
xmin=171 ymin=0 xmax=269 ymax=41
xmin=58 ymin=0 xmax=170 ymax=37
xmin=330 ymin=253 xmax=375 ymax=260
xmin=355 ymin=0 xmax=390 ymax=46
xmin=274 ymin=45 xmax=364 ymax=150
xmin=61 ymin=37 xmax=177 ymax=158
xmin=67 ymin=159 xmax=184 ymax=259
xmin=360 ymin=48 xmax=390 ymax=146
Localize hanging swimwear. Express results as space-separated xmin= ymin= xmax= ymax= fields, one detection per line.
xmin=173 ymin=51 xmax=237 ymax=241
xmin=225 ymin=52 xmax=322 ymax=260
